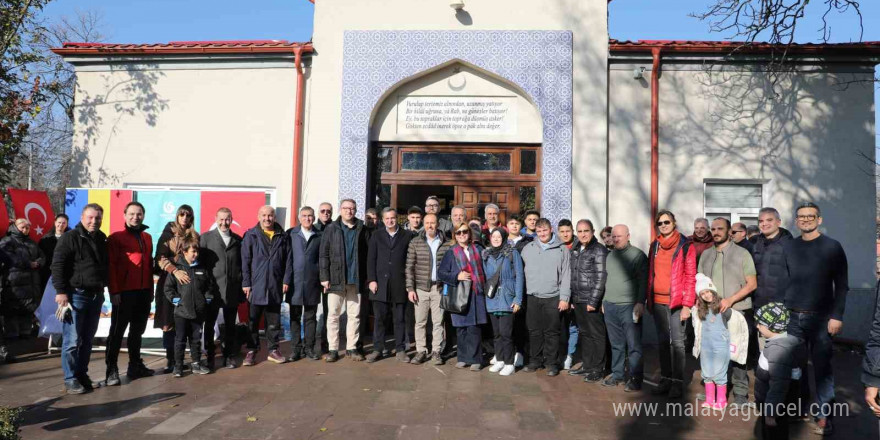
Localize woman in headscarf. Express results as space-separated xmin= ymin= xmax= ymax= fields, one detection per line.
xmin=482 ymin=228 xmax=524 ymax=376
xmin=438 ymin=223 xmax=487 ymax=371
xmin=0 ymin=219 xmax=45 ymax=341
xmin=154 ymin=205 xmax=199 ymax=373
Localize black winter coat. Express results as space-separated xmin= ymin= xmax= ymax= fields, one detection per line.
xmin=287 ymin=226 xmax=322 ymax=306
xmin=164 ymin=256 xmax=215 ymax=321
xmin=51 ymin=223 xmax=108 ymax=295
xmin=199 ymin=229 xmax=243 ymax=307
xmin=367 ymin=228 xmax=413 ymax=304
xmin=319 ymin=217 xmax=369 ymax=293
xmin=242 ymin=222 xmax=292 ymax=306
xmin=569 ymin=237 xmax=608 ymax=308
xmin=751 ymin=228 xmax=793 ymax=309
xmin=38 ymin=231 xmax=66 ymax=290
xmin=863 ymin=280 xmax=880 ymax=388
xmin=0 ymin=224 xmax=45 ymax=312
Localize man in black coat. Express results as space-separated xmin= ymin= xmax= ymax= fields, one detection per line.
xmin=366 ymin=207 xmax=413 ymax=363
xmin=52 ymin=203 xmax=108 ymax=394
xmin=287 ymin=206 xmax=323 ymax=361
xmin=199 ymin=207 xmax=244 ymax=369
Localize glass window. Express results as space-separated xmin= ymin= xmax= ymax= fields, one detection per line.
xmin=519 ymin=186 xmax=536 ymax=212
xmin=375 ymin=184 xmax=391 ymax=210
xmin=520 ymin=150 xmax=537 ymax=174
xmin=704 ymin=182 xmax=764 ymax=224
xmin=376 ymin=147 xmax=393 ymax=173
xmin=400 ymin=152 xmax=511 ymax=172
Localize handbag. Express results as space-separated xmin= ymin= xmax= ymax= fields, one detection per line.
xmin=441 ymin=280 xmax=471 ymax=314
xmin=485 ymin=270 xmax=501 ymax=299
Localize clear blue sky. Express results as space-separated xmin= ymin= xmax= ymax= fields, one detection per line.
xmin=42 ymin=0 xmax=878 ymax=146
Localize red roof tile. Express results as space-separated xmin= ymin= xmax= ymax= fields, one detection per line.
xmin=610 ymin=39 xmax=880 ymax=55
xmin=52 ymin=40 xmax=313 ymax=56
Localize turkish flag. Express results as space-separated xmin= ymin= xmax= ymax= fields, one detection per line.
xmin=199 ymin=191 xmax=265 ymax=236
xmin=7 ymin=189 xmax=55 ymax=241
xmin=0 ymin=190 xmax=9 ymax=237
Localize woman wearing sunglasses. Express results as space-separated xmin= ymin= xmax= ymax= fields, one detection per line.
xmin=646 ymin=210 xmax=696 ymax=399
xmin=438 ymin=223 xmax=488 ymax=371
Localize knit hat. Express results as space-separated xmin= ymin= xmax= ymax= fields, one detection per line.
xmin=695 ymin=273 xmax=717 ymax=297
xmin=756 ymin=302 xmax=790 ymax=333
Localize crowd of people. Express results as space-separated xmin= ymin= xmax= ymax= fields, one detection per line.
xmin=1 ymin=194 xmax=878 ymax=437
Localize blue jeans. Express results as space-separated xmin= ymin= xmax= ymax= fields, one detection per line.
xmin=61 ymin=291 xmax=104 ymax=382
xmin=567 ymin=322 xmax=579 ymax=355
xmin=788 ymin=312 xmax=835 ymax=420
xmin=603 ymin=301 xmax=643 ymax=381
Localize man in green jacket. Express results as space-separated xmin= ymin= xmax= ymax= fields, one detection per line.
xmin=602 ymin=224 xmax=648 ymax=392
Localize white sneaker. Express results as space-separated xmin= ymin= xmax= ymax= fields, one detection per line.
xmin=489 ymin=355 xmax=497 ymax=365
xmin=514 ymin=352 xmax=524 ymax=368
xmin=563 ymin=355 xmax=573 ymax=370
xmin=489 ymin=362 xmax=504 ymax=373
xmin=499 ymin=364 xmax=515 ymax=376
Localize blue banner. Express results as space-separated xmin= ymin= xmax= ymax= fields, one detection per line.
xmin=136 ymin=190 xmax=201 ymax=251
xmin=64 ymin=189 xmax=89 ymax=229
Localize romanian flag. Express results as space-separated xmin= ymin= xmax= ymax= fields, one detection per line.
xmin=65 ymin=189 xmax=133 ymax=235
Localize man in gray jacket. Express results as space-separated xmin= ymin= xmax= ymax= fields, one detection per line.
xmin=520 ymin=218 xmax=571 ymax=377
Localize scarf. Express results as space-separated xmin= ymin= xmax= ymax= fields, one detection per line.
xmin=483 ymin=228 xmax=512 ymax=260
xmin=692 ymin=231 xmax=713 ymax=244
xmin=657 ymin=229 xmax=682 ymax=250
xmin=452 ymin=244 xmax=486 ymax=296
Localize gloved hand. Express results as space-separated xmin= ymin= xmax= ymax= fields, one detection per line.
xmin=172 ymin=298 xmax=181 ymax=306
xmin=55 ymin=303 xmax=73 ymax=322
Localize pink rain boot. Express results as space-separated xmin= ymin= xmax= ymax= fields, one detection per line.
xmin=701 ymin=382 xmax=716 ymax=408
xmin=714 ymin=384 xmax=728 ymax=410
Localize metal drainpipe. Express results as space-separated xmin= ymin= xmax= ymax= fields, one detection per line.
xmin=650 ymin=47 xmax=661 ymax=239
xmin=290 ymin=45 xmax=306 ymax=226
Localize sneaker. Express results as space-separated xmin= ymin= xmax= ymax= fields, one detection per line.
xmin=325 ymin=350 xmax=340 ymax=363
xmin=584 ymin=371 xmax=604 ymax=383
xmin=489 ymin=355 xmax=497 ymax=365
xmin=105 ymin=368 xmax=121 ymax=386
xmin=624 ymin=378 xmax=642 ymax=392
xmin=568 ymin=367 xmax=588 ymax=376
xmin=396 ymin=352 xmax=410 ymax=363
xmin=499 ymin=364 xmax=515 ymax=376
xmin=547 ymin=367 xmax=560 ymax=377
xmin=410 ymin=352 xmax=427 ymax=365
xmin=513 ymin=352 xmax=524 ymax=368
xmin=469 ymin=363 xmax=482 ymax=372
xmin=651 ymin=378 xmax=672 ymax=395
xmin=563 ymin=355 xmax=573 ymax=370
xmin=489 ymin=362 xmax=505 ymax=373
xmin=431 ymin=351 xmax=444 ymax=365
xmin=243 ymin=351 xmax=257 ymax=366
xmin=224 ymin=357 xmax=238 ymax=369
xmin=127 ymin=361 xmax=155 ymax=379
xmin=366 ymin=351 xmax=383 ymax=363
xmin=173 ymin=367 xmax=183 ymax=378
xmin=812 ymin=418 xmax=833 ymax=436
xmin=602 ymin=377 xmax=623 ymax=387
xmin=348 ymin=349 xmax=365 ymax=362
xmin=65 ymin=380 xmax=86 ymax=395
xmin=455 ymin=361 xmax=468 ymax=369
xmin=191 ymin=362 xmax=211 ymax=375
xmin=668 ymin=384 xmax=683 ymax=399
xmin=287 ymin=349 xmax=303 ymax=363
xmin=523 ymin=364 xmax=542 ymax=373
xmin=268 ymin=350 xmax=286 ymax=364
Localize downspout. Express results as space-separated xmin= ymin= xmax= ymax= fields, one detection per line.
xmin=649 ymin=47 xmax=661 ymax=239
xmin=291 ymin=45 xmax=306 ymax=225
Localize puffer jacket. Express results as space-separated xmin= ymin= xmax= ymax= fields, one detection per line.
xmin=319 ymin=217 xmax=369 ymax=293
xmin=0 ymin=224 xmax=45 ymax=312
xmin=483 ymin=249 xmax=524 ymax=313
xmin=646 ymin=235 xmax=697 ymax=310
xmin=164 ymin=256 xmax=215 ymax=321
xmin=405 ymin=230 xmax=446 ymax=292
xmin=750 ymin=228 xmax=793 ymax=309
xmin=154 ymin=221 xmax=199 ymax=329
xmin=691 ymin=307 xmax=749 ymax=365
xmin=569 ymin=236 xmax=609 ymax=308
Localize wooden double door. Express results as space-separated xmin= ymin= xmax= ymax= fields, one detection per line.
xmin=457 ymin=186 xmax=514 ymax=224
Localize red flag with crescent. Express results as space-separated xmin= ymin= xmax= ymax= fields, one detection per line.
xmin=7 ymin=189 xmax=55 ymax=241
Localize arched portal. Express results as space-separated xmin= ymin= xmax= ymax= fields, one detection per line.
xmin=368 ymin=60 xmax=544 ymax=222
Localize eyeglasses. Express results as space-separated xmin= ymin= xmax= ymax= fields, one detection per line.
xmin=655 ymin=220 xmax=672 ymax=226
xmin=319 ymin=209 xmax=332 ymax=214
xmin=425 ymin=203 xmax=439 ymax=208
xmin=455 ymin=230 xmax=470 ymax=236
xmin=797 ymin=214 xmax=817 ymax=221
xmin=732 ymin=230 xmax=746 ymax=234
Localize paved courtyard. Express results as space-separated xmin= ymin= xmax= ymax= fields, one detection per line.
xmin=0 ymin=338 xmax=877 ymax=440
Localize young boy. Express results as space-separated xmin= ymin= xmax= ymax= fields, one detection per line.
xmin=164 ymin=239 xmax=216 ymax=377
xmin=754 ymin=302 xmax=805 ymax=437
xmin=506 ymin=216 xmax=533 ymax=252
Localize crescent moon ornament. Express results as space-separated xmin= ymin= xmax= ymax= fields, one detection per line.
xmin=23 ymin=202 xmax=47 ymax=225
xmin=447 ymin=72 xmax=466 ymax=91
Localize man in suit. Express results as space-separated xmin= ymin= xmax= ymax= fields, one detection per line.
xmin=287 ymin=206 xmax=323 ymax=361
xmin=366 ymin=207 xmax=413 ymax=363
xmin=199 ymin=208 xmax=244 ymax=369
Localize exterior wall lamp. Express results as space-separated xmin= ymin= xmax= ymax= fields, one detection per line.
xmin=450 ymin=1 xmax=465 ymax=11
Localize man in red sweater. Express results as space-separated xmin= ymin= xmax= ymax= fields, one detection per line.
xmin=689 ymin=217 xmax=713 ymax=261
xmin=105 ymin=201 xmax=155 ymax=385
